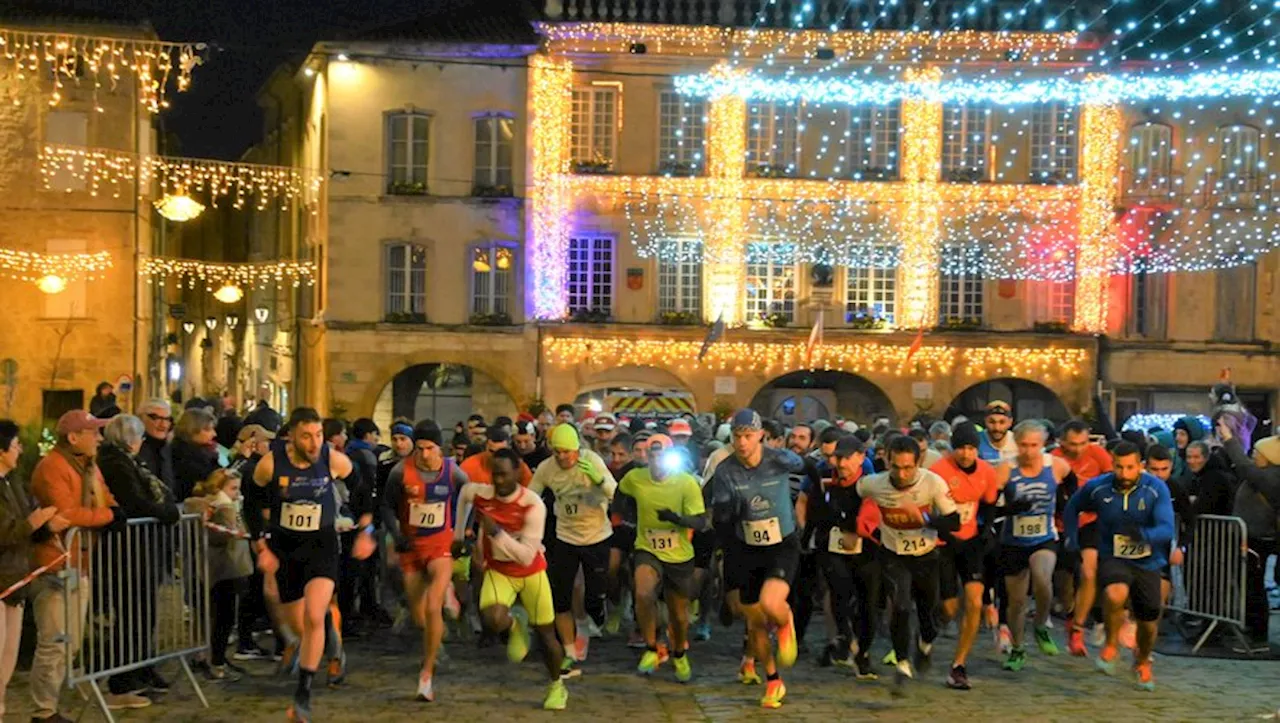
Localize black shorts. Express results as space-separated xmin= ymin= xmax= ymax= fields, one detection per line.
xmin=940 ymin=538 xmax=987 ymax=600
xmin=724 ymin=534 xmax=801 ymax=606
xmin=271 ymin=530 xmax=340 ymax=605
xmin=1078 ymin=522 xmax=1100 ymax=551
xmin=997 ymin=540 xmax=1058 ymax=577
xmin=1098 ymin=557 xmax=1163 ymax=622
xmin=546 ymin=537 xmax=612 ymax=614
xmin=634 ymin=550 xmax=698 ymax=599
xmin=692 ymin=529 xmax=715 ymax=569
xmin=610 ymin=525 xmax=637 ymax=552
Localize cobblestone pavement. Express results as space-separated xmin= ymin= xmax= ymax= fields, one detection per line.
xmin=8 ymin=617 xmax=1278 ymax=722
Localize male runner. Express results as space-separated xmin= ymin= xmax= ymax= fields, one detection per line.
xmin=1054 ymin=419 xmax=1113 ymax=656
xmin=929 ymin=422 xmax=999 ymax=689
xmin=856 ymin=435 xmax=959 ymax=690
xmin=707 ymin=410 xmax=806 ymax=709
xmin=1064 ymin=441 xmax=1174 ymax=690
xmin=380 ymin=420 xmax=469 ymax=702
xmin=528 ymin=423 xmax=616 ymax=674
xmin=995 ymin=420 xmax=1072 ymax=671
xmin=1142 ymin=445 xmax=1192 ymax=606
xmin=619 ymin=434 xmax=709 ymax=682
xmin=978 ymin=401 xmax=1018 ymax=465
xmin=249 ymin=408 xmax=374 ymax=722
xmin=454 ymin=448 xmax=568 ymax=710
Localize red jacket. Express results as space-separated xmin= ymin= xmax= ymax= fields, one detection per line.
xmin=30 ymin=447 xmax=117 ymax=571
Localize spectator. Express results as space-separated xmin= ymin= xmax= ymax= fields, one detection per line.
xmin=1217 ymin=421 xmax=1280 ymax=653
xmin=136 ymin=399 xmax=176 ymax=491
xmin=89 ymin=382 xmax=116 ymax=417
xmin=1173 ymin=416 xmax=1208 ymax=459
xmin=214 ymin=414 xmax=243 ymax=468
xmin=98 ymin=414 xmax=180 ymax=698
xmin=1186 ymin=440 xmax=1238 ymax=518
xmin=323 ymin=418 xmax=348 ymax=454
xmin=242 ymin=395 xmax=282 ymax=433
xmin=342 ymin=419 xmax=382 ymax=632
xmin=0 ymin=420 xmax=67 ymax=720
xmin=929 ymin=420 xmax=952 ymax=445
xmin=172 ymin=407 xmax=220 ymax=501
xmin=227 ymin=424 xmax=275 ymax=660
xmin=30 ymin=410 xmax=135 ymax=718
xmin=190 ymin=469 xmax=253 ymax=680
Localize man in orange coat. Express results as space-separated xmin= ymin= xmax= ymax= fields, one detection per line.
xmin=29 ymin=410 xmax=132 ymax=721
xmin=460 ymin=427 xmax=533 ymax=487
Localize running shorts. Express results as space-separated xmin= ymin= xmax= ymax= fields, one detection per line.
xmin=997 ymin=540 xmax=1058 ymax=577
xmin=1098 ymin=557 xmax=1163 ymax=623
xmin=634 ymin=550 xmax=698 ymax=599
xmin=940 ymin=537 xmax=986 ymax=600
xmin=723 ymin=533 xmax=800 ymax=606
xmin=271 ymin=530 xmax=340 ymax=605
xmin=479 ymin=568 xmax=556 ymax=627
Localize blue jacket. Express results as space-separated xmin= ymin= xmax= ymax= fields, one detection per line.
xmin=1064 ymin=472 xmax=1175 ymax=572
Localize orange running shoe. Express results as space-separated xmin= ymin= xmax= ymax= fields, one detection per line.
xmin=1096 ymin=645 xmax=1118 ymax=676
xmin=1134 ymin=660 xmax=1155 ymax=691
xmin=760 ymin=678 xmax=786 ymax=709
xmin=1067 ymin=622 xmax=1088 ymax=657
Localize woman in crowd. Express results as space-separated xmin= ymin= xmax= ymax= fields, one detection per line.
xmin=172 ymin=407 xmax=221 ymax=501
xmin=191 ymin=468 xmax=254 ymax=679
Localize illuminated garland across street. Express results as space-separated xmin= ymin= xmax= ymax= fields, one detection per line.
xmin=0 ymin=248 xmax=113 ymax=282
xmin=542 ymin=336 xmax=1088 ymax=380
xmin=675 ymin=66 xmax=1280 ymax=106
xmin=140 ymin=258 xmax=317 ymax=289
xmin=0 ymin=27 xmax=206 ymax=113
xmin=39 ymin=144 xmax=324 ymax=210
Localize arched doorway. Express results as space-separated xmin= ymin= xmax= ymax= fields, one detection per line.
xmin=573 ymin=365 xmax=696 ymax=420
xmin=945 ymin=378 xmax=1070 ymax=425
xmin=373 ymin=363 xmax=517 ymax=431
xmin=750 ymin=370 xmax=895 ymax=426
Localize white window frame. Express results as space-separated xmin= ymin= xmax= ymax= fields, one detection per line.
xmin=1030 ymin=102 xmax=1078 ymax=183
xmin=746 ymin=101 xmax=801 ymax=177
xmin=843 ymin=104 xmax=900 ymax=180
xmin=658 ymin=90 xmax=706 ymax=176
xmin=45 ymin=110 xmax=88 ymax=192
xmin=567 ymin=235 xmax=614 ymax=315
xmin=940 ymin=269 xmax=984 ymax=323
xmin=1218 ymin=124 xmax=1261 ymax=194
xmin=473 ymin=114 xmax=514 ymax=191
xmin=385 ymin=242 xmax=427 ymax=318
xmin=941 ymin=103 xmax=990 ymax=181
xmin=470 ymin=242 xmax=515 ymax=318
xmin=745 ymin=242 xmax=798 ymax=323
xmin=656 ymin=239 xmax=703 ymax=317
xmin=1029 ymin=279 xmax=1075 ymax=325
xmin=1127 ymin=122 xmax=1173 ymax=193
xmin=571 ymin=87 xmax=618 ymax=169
xmin=386 ymin=111 xmax=430 ymax=192
xmin=845 ymin=259 xmax=896 ymax=325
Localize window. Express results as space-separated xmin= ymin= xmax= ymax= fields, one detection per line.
xmin=473 ymin=115 xmax=514 ymax=193
xmin=1215 ymin=262 xmax=1256 ymax=342
xmin=1126 ymin=255 xmax=1167 ymax=338
xmin=939 ymin=269 xmax=983 ymax=323
xmin=568 ymin=236 xmax=614 ymax=315
xmin=1029 ymin=280 xmax=1075 ymax=325
xmin=941 ymin=103 xmax=990 ymax=181
xmin=43 ymin=239 xmax=88 ymax=319
xmin=845 ymin=257 xmax=896 ymax=325
xmin=745 ymin=243 xmax=797 ymax=323
xmin=1029 ymin=102 xmax=1078 ymax=183
xmin=45 ymin=111 xmax=88 ymax=191
xmin=471 ymin=243 xmax=515 ymax=319
xmin=386 ymin=112 xmax=429 ymax=194
xmin=657 ymin=239 xmax=703 ymax=317
xmin=1218 ymin=124 xmax=1261 ymax=193
xmin=1127 ymin=122 xmax=1173 ymax=193
xmin=746 ymin=101 xmax=801 ymax=177
xmin=841 ymin=104 xmax=900 ymax=180
xmin=658 ymin=91 xmax=706 ymax=176
xmin=385 ymin=243 xmax=426 ymax=320
xmin=570 ymin=87 xmax=618 ymax=170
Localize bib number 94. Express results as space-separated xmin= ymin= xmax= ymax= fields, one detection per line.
xmin=742 ymin=517 xmax=782 ymax=546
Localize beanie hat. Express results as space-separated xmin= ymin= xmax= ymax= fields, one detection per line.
xmin=1256 ymin=436 xmax=1280 ymax=466
xmin=951 ymin=421 xmax=981 ymax=450
xmin=549 ymin=423 xmax=580 ymax=451
xmin=412 ymin=421 xmax=443 ymax=447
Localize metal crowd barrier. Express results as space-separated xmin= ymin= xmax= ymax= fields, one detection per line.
xmin=1166 ymin=514 xmax=1250 ymax=654
xmin=60 ymin=514 xmax=210 ymax=722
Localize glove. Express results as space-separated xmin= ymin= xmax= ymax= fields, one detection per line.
xmin=1005 ymin=496 xmax=1034 ymax=515
xmin=106 ymin=506 xmax=128 ymax=534
xmin=655 ymin=508 xmax=681 ymax=525
xmin=576 ymin=459 xmax=604 ymax=485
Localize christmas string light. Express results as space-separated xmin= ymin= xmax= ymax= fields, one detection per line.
xmin=899 ymin=66 xmax=944 ymax=329
xmin=0 ymin=248 xmax=113 ymax=282
xmin=705 ymin=62 xmax=748 ymax=324
xmin=0 ymin=27 xmax=205 ymax=113
xmin=139 ymin=257 xmax=316 ymax=290
xmin=1074 ymin=94 xmax=1123 ymax=333
xmin=38 ymin=144 xmax=324 ymax=210
xmin=1120 ymin=413 xmax=1212 ymax=433
xmin=528 ymin=54 xmax=574 ymax=320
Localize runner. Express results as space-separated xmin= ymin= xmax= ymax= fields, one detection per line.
xmin=978 ymin=401 xmax=1018 ymax=465
xmin=380 ymin=420 xmax=469 ymax=702
xmin=995 ymin=420 xmax=1073 ymax=672
xmin=1053 ymin=419 xmax=1113 ymax=657
xmin=856 ymin=435 xmax=959 ymax=691
xmin=453 ymin=448 xmax=569 ymax=710
xmin=619 ymin=434 xmax=709 ymax=682
xmin=707 ymin=410 xmax=806 ymax=709
xmin=929 ymin=422 xmax=999 ymax=689
xmin=248 ymin=408 xmax=375 ymax=722
xmin=527 ymin=423 xmax=617 ymax=676
xmin=1063 ymin=440 xmax=1175 ymax=690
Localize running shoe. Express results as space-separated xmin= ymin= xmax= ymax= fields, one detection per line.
xmin=543 ymin=679 xmax=569 ymax=711
xmin=882 ymin=649 xmax=898 ymax=666
xmin=656 ymin=642 xmax=671 ymax=665
xmin=673 ymin=654 xmax=692 ymax=683
xmin=1134 ymin=660 xmax=1155 ymax=691
xmin=916 ymin=637 xmax=934 ymax=672
xmin=574 ymin=629 xmax=590 ymax=662
xmin=853 ymin=654 xmax=877 ymax=681
xmin=637 ymin=649 xmax=661 ymax=675
xmin=983 ymin=604 xmax=998 ymax=630
xmin=760 ymin=679 xmax=786 ymax=709
xmin=946 ymin=664 xmax=971 ymax=690
xmin=1002 ymin=646 xmax=1027 ymax=672
xmin=1067 ymin=623 xmax=1088 ymax=657
xmin=893 ymin=660 xmax=913 ymax=692
xmin=738 ymin=657 xmax=761 ymax=685
xmin=233 ymin=644 xmax=271 ymax=661
xmin=1035 ymin=626 xmax=1059 ymax=656
xmin=776 ymin=612 xmax=798 ymax=668
xmin=286 ymin=697 xmax=311 ymax=722
xmin=277 ymin=641 xmax=299 ymax=676
xmin=581 ymin=617 xmax=603 ymax=639
xmin=691 ymin=619 xmax=712 ymax=642
xmin=1089 ymin=622 xmax=1106 ymax=648
xmin=327 ymin=650 xmax=348 ymax=687
xmin=416 ymin=672 xmax=434 ymax=702
xmin=560 ymin=656 xmax=582 ymax=679
xmin=444 ymin=584 xmax=461 ymax=621
xmin=997 ymin=624 xmax=1013 ymax=655
xmin=507 ymin=607 xmax=531 ymax=663
xmin=605 ymin=605 xmax=624 ymax=635
xmin=1096 ymin=645 xmax=1118 ymax=676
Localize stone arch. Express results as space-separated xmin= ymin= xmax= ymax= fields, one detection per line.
xmin=356 ymin=349 xmax=526 ymax=424
xmin=748 ymin=369 xmax=897 ymax=426
xmin=944 ymin=377 xmax=1070 ymax=425
xmin=577 ymin=364 xmax=695 ymax=396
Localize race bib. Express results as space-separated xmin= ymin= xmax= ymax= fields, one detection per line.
xmin=560 ymin=500 xmax=582 ymax=517
xmin=1113 ymin=534 xmax=1152 ymax=560
xmin=646 ymin=529 xmax=680 ymax=552
xmin=958 ymin=502 xmax=976 ymax=527
xmin=742 ymin=517 xmax=782 ymax=546
xmin=410 ymin=501 xmax=446 ymax=529
xmin=281 ymin=501 xmax=321 ymax=532
xmin=894 ymin=529 xmax=937 ymax=556
xmin=1013 ymin=514 xmax=1048 ymax=539
xmin=827 ymin=527 xmax=862 ymax=556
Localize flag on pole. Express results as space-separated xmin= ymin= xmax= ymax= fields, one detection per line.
xmin=904 ymin=324 xmax=925 ymax=366
xmin=805 ymin=312 xmax=824 ymax=368
xmin=698 ymin=312 xmax=725 ymax=362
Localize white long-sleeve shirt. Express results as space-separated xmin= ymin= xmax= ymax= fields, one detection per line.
xmin=528 ymin=448 xmax=616 ymax=547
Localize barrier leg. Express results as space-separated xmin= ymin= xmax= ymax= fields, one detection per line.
xmin=179 ymin=654 xmax=210 ymax=708
xmin=1192 ymin=619 xmax=1219 ymax=655
xmin=87 ymin=679 xmax=116 ymax=723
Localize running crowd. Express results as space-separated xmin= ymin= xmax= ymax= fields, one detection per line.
xmin=0 ymin=387 xmax=1278 ymax=721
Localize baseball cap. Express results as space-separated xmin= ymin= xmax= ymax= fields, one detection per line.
xmin=55 ymin=410 xmax=108 ymax=436
xmin=237 ymin=424 xmax=276 ymax=442
xmin=514 ymin=420 xmax=537 ymax=436
xmin=647 ymin=433 xmax=674 ymax=450
xmin=833 ymin=435 xmax=866 ymax=457
xmin=730 ymin=409 xmax=763 ymax=431
xmin=668 ymin=419 xmax=693 ymax=437
xmin=593 ymin=413 xmax=617 ymax=431
xmin=485 ymin=426 xmax=511 ymax=443
xmin=985 ymin=400 xmax=1012 ymax=417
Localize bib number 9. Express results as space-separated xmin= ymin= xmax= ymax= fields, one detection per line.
xmin=281 ymin=502 xmax=321 ymax=533
xmin=828 ymin=527 xmax=862 ymax=555
xmin=742 ymin=517 xmax=782 ymax=546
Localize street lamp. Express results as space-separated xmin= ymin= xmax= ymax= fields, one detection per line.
xmin=213 ymin=283 xmax=244 ymax=304
xmin=182 ymin=320 xmax=196 ymax=335
xmin=254 ymin=305 xmax=270 ymax=323
xmin=154 ymin=192 xmax=205 ymax=222
xmin=226 ymin=315 xmax=240 ymax=330
xmin=205 ymin=316 xmax=217 ymax=331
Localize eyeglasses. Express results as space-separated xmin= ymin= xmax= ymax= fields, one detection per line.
xmin=145 ymin=413 xmax=173 ymax=423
